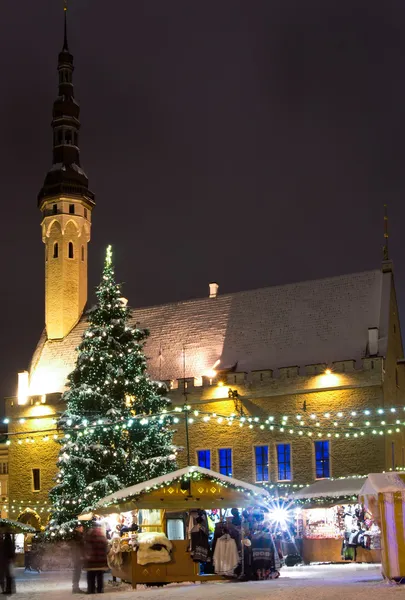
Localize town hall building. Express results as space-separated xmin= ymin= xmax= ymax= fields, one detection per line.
xmin=4 ymin=14 xmax=405 ymax=528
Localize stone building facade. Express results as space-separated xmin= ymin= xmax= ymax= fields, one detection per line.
xmin=4 ymin=15 xmax=405 ymax=527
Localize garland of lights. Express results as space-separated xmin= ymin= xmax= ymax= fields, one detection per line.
xmin=5 ymin=403 xmax=405 ymax=446
xmin=6 ymin=402 xmax=405 ymax=425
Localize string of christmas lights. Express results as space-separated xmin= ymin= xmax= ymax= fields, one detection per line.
xmin=4 ymin=404 xmax=405 ymax=445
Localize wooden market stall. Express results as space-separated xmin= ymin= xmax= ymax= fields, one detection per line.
xmin=292 ymin=477 xmax=381 ymax=564
xmin=94 ymin=466 xmax=271 ymax=588
xmin=360 ymin=472 xmax=405 ymax=581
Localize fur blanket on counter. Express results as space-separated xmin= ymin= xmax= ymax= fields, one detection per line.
xmin=136 ymin=532 xmax=173 ymax=566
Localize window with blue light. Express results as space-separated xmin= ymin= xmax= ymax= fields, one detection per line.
xmin=315 ymin=441 xmax=330 ymax=479
xmin=255 ymin=446 xmax=269 ymax=482
xmin=197 ymin=450 xmax=211 ymax=469
xmin=218 ymin=448 xmax=232 ymax=477
xmin=277 ymin=444 xmax=291 ymax=481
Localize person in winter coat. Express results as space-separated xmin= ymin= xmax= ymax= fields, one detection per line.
xmin=3 ymin=533 xmax=16 ymax=595
xmin=71 ymin=525 xmax=85 ymax=593
xmin=84 ymin=521 xmax=108 ymax=594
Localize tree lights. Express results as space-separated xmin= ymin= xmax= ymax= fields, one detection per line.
xmin=47 ymin=246 xmax=176 ymax=536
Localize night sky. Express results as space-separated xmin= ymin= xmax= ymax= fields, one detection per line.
xmin=1 ymin=0 xmax=405 ymax=399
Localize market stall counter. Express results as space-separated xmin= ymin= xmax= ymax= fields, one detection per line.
xmin=292 ymin=477 xmax=381 ymax=564
xmin=92 ymin=466 xmax=278 ymax=588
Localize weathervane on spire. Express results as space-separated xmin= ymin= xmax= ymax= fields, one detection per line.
xmin=383 ymin=204 xmax=389 ymax=261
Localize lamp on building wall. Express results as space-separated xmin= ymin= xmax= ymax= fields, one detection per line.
xmin=17 ymin=372 xmax=29 ymax=405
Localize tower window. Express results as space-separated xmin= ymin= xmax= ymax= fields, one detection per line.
xmin=74 ymin=132 xmax=78 ymax=146
xmin=57 ymin=130 xmax=63 ymax=145
xmin=84 ymin=208 xmax=88 ymax=219
xmin=68 ymin=242 xmax=74 ymax=259
xmin=32 ymin=468 xmax=41 ymax=492
xmin=52 ymin=204 xmax=57 ymax=215
xmin=65 ymin=130 xmax=72 ymax=145
xmin=81 ymin=245 xmax=85 ymax=262
xmin=53 ymin=242 xmax=58 ymax=259
xmin=69 ymin=204 xmax=75 ymax=214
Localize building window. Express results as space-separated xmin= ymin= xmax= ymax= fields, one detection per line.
xmin=315 ymin=441 xmax=330 ymax=479
xmin=68 ymin=242 xmax=74 ymax=259
xmin=81 ymin=245 xmax=85 ymax=262
xmin=69 ymin=204 xmax=75 ymax=214
xmin=52 ymin=204 xmax=57 ymax=215
xmin=0 ymin=464 xmax=8 ymax=475
xmin=57 ymin=130 xmax=63 ymax=145
xmin=74 ymin=132 xmax=78 ymax=146
xmin=32 ymin=468 xmax=41 ymax=492
xmin=254 ymin=446 xmax=269 ymax=482
xmin=218 ymin=448 xmax=232 ymax=477
xmin=84 ymin=208 xmax=88 ymax=219
xmin=197 ymin=450 xmax=211 ymax=469
xmin=53 ymin=242 xmax=58 ymax=259
xmin=277 ymin=443 xmax=291 ymax=481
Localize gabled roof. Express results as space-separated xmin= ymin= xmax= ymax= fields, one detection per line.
xmin=292 ymin=476 xmax=368 ymax=499
xmin=28 ymin=269 xmax=390 ymax=395
xmin=96 ymin=465 xmax=270 ymax=509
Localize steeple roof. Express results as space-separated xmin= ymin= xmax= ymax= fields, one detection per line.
xmin=37 ymin=6 xmax=95 ymax=208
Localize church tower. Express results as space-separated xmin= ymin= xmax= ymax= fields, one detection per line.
xmin=38 ymin=7 xmax=95 ymax=340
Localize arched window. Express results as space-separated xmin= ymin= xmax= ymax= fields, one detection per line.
xmin=68 ymin=242 xmax=74 ymax=259
xmin=81 ymin=245 xmax=85 ymax=262
xmin=65 ymin=130 xmax=72 ymax=145
xmin=53 ymin=242 xmax=58 ymax=259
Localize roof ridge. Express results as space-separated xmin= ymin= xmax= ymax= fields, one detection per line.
xmin=129 ymin=268 xmax=381 ymax=313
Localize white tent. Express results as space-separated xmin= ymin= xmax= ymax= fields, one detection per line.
xmin=359 ymin=472 xmax=405 ymax=498
xmin=292 ymin=477 xmax=367 ymax=500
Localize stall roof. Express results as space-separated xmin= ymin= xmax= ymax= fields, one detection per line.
xmin=292 ymin=477 xmax=367 ymax=500
xmin=95 ymin=465 xmax=270 ymax=511
xmin=359 ymin=473 xmax=405 ymax=497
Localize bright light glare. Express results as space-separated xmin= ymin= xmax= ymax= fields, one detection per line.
xmin=269 ymin=508 xmax=289 ymax=524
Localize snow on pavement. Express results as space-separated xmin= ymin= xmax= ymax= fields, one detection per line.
xmin=9 ymin=564 xmax=405 ymax=600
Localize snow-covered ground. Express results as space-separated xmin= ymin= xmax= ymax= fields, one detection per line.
xmin=10 ymin=564 xmax=404 ymax=599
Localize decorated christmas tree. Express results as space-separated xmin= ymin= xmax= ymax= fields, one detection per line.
xmin=48 ymin=246 xmax=176 ymax=535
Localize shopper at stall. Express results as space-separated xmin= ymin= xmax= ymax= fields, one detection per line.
xmin=72 ymin=524 xmax=85 ymax=594
xmin=84 ymin=520 xmax=108 ymax=594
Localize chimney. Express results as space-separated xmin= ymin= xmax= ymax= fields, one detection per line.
xmin=368 ymin=327 xmax=379 ymax=356
xmin=209 ymin=282 xmax=219 ymax=299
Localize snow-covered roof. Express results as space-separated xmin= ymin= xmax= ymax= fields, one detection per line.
xmin=359 ymin=473 xmax=405 ymax=496
xmin=292 ymin=477 xmax=367 ymax=500
xmin=29 ymin=269 xmax=390 ymax=395
xmin=96 ymin=465 xmax=270 ymax=509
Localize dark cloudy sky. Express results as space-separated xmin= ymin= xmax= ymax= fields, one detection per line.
xmin=1 ymin=0 xmax=405 ymax=398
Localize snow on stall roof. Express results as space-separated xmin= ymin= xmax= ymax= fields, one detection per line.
xmin=96 ymin=466 xmax=270 ymax=508
xmin=292 ymin=477 xmax=367 ymax=499
xmin=359 ymin=472 xmax=405 ymax=496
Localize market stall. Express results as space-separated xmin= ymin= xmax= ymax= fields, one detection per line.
xmin=359 ymin=472 xmax=405 ymax=581
xmin=92 ymin=466 xmax=280 ymax=588
xmin=292 ymin=477 xmax=381 ymax=564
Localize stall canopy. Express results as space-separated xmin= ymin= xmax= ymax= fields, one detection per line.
xmin=359 ymin=473 xmax=405 ymax=498
xmin=292 ymin=477 xmax=367 ymax=500
xmin=93 ymin=466 xmax=270 ymax=515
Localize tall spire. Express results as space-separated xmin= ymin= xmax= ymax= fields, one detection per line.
xmin=38 ymin=4 xmax=94 ymax=208
xmin=383 ymin=204 xmax=389 ymax=261
xmin=63 ymin=1 xmax=69 ymax=52
xmin=382 ymin=203 xmax=393 ymax=273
